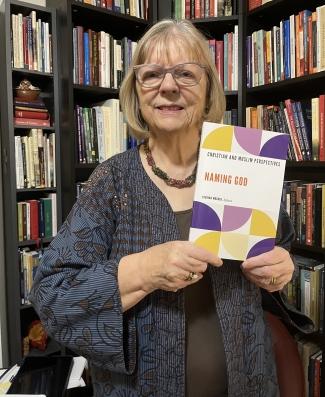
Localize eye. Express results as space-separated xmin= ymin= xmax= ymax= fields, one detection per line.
xmin=176 ymin=69 xmax=195 ymax=79
xmin=142 ymin=70 xmax=162 ymax=79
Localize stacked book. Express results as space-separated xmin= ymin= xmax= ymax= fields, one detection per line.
xmin=14 ymin=97 xmax=50 ymax=127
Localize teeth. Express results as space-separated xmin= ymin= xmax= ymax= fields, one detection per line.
xmin=159 ymin=106 xmax=182 ymax=110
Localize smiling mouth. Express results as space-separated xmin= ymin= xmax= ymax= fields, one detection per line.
xmin=156 ymin=105 xmax=184 ymax=111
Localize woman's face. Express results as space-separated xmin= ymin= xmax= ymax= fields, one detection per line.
xmin=135 ymin=42 xmax=208 ymax=137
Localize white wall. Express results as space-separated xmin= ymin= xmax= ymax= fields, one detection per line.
xmin=0 ymin=0 xmax=46 ymax=368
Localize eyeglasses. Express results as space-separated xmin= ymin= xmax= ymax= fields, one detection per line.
xmin=133 ymin=62 xmax=206 ymax=88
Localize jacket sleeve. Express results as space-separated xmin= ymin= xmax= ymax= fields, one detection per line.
xmin=29 ymin=163 xmax=137 ymax=374
xmin=275 ymin=205 xmax=295 ymax=251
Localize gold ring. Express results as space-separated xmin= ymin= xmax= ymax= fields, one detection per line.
xmin=269 ymin=276 xmax=277 ymax=285
xmin=185 ymin=271 xmax=197 ymax=281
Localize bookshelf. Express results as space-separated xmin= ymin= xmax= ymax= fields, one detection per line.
xmin=46 ymin=0 xmax=154 ymax=218
xmin=0 ymin=0 xmax=62 ymax=364
xmin=246 ymin=1 xmax=325 ymax=395
xmin=159 ymin=0 xmax=324 ymax=394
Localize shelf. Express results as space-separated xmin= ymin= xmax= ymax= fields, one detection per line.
xmin=286 ymin=161 xmax=325 ymax=169
xmin=191 ymin=15 xmax=239 ymax=37
xmin=12 ymin=68 xmax=53 ymax=78
xmin=14 ymin=125 xmax=55 ymax=131
xmin=20 ymin=304 xmax=33 ymax=310
xmin=18 ymin=237 xmax=53 ymax=248
xmin=246 ymin=71 xmax=325 ymax=104
xmin=71 ymin=0 xmax=149 ymax=41
xmin=247 ymin=0 xmax=325 ymax=32
xmin=225 ymin=90 xmax=238 ymax=96
xmin=291 ymin=243 xmax=325 ymax=255
xmin=76 ymin=163 xmax=98 ymax=169
xmin=17 ymin=187 xmax=57 ymax=193
xmin=73 ymin=84 xmax=119 ymax=102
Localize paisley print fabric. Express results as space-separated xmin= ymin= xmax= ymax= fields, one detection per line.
xmin=30 ymin=147 xmax=294 ymax=396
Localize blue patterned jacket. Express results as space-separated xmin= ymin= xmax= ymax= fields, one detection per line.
xmin=30 ymin=147 xmax=295 ymax=396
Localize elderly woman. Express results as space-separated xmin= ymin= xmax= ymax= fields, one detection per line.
xmin=30 ymin=19 xmax=296 ymax=396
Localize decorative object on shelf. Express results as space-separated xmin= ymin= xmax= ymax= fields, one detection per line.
xmin=14 ymin=79 xmax=50 ymax=127
xmin=15 ymin=79 xmax=41 ymax=100
xmin=27 ymin=319 xmax=48 ymax=352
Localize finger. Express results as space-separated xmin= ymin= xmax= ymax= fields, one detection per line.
xmin=243 ymin=271 xmax=289 ymax=291
xmin=241 ymin=263 xmax=287 ymax=279
xmin=177 ymin=259 xmax=208 ymax=274
xmin=161 ymin=273 xmax=203 ymax=291
xmin=241 ymin=247 xmax=288 ymax=270
xmin=188 ymin=243 xmax=223 ymax=267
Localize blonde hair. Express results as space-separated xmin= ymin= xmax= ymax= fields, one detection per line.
xmin=119 ymin=19 xmax=226 ymax=139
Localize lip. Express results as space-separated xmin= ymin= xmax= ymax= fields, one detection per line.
xmin=155 ymin=105 xmax=184 ymax=112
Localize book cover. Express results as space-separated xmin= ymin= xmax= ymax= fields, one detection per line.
xmin=189 ymin=122 xmax=289 ymax=261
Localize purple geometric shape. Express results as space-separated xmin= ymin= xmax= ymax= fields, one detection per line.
xmin=246 ymin=238 xmax=275 ymax=258
xmin=222 ymin=205 xmax=252 ymax=231
xmin=191 ymin=201 xmax=221 ymax=231
xmin=259 ymin=134 xmax=290 ymax=160
xmin=234 ymin=126 xmax=262 ymax=156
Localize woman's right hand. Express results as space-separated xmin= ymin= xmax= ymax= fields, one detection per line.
xmin=137 ymin=241 xmax=223 ymax=293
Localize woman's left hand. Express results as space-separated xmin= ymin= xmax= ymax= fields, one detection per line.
xmin=241 ymin=246 xmax=294 ymax=292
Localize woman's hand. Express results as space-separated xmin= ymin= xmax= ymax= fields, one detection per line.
xmin=138 ymin=241 xmax=223 ymax=293
xmin=240 ymin=246 xmax=294 ymax=292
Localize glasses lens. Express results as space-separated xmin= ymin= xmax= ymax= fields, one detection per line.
xmin=174 ymin=64 xmax=203 ymax=86
xmin=136 ymin=65 xmax=164 ymax=87
xmin=135 ymin=63 xmax=204 ymax=87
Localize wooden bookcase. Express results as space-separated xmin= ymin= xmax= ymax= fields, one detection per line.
xmin=0 ymin=0 xmax=62 ymax=365
xmin=155 ymin=0 xmax=325 ymax=394
xmin=47 ymin=0 xmax=155 ymax=219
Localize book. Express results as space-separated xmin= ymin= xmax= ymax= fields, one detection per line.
xmin=14 ymin=117 xmax=50 ymax=127
xmin=189 ymin=122 xmax=289 ymax=261
xmin=15 ymin=110 xmax=49 ymax=119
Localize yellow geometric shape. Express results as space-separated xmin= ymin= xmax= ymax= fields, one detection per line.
xmin=250 ymin=209 xmax=276 ymax=237
xmin=194 ymin=231 xmax=221 ymax=256
xmin=221 ymin=232 xmax=249 ymax=260
xmin=202 ymin=126 xmax=234 ymax=152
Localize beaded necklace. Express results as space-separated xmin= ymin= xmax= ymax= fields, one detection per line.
xmin=143 ymin=140 xmax=197 ymax=189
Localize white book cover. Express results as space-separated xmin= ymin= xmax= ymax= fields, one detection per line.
xmin=189 ymin=122 xmax=289 ymax=261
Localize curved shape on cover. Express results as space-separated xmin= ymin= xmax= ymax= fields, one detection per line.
xmin=194 ymin=231 xmax=221 ymax=255
xmin=250 ymin=209 xmax=276 ymax=237
xmin=222 ymin=205 xmax=252 ymax=231
xmin=221 ymin=233 xmax=249 ymax=260
xmin=259 ymin=134 xmax=289 ymax=159
xmin=234 ymin=126 xmax=262 ymax=156
xmin=202 ymin=126 xmax=233 ymax=152
xmin=247 ymin=238 xmax=275 ymax=258
xmin=191 ymin=201 xmax=221 ymax=231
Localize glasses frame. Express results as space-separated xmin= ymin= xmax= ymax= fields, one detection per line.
xmin=133 ymin=62 xmax=207 ymax=88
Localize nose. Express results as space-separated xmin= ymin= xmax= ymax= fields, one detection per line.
xmin=159 ymin=72 xmax=179 ymax=93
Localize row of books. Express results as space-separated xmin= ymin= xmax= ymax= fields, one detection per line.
xmin=208 ymin=26 xmax=238 ymax=91
xmin=11 ymin=11 xmax=52 ymax=73
xmin=246 ymin=6 xmax=325 ymax=87
xmin=74 ymin=0 xmax=149 ymax=19
xmin=15 ymin=129 xmax=56 ymax=189
xmin=282 ymin=181 xmax=325 ymax=249
xmin=17 ymin=194 xmax=57 ymax=242
xmin=295 ymin=337 xmax=322 ymax=397
xmin=75 ymin=100 xmax=127 ymax=164
xmin=284 ymin=255 xmax=324 ymax=333
xmin=14 ymin=96 xmax=51 ymax=128
xmin=72 ymin=26 xmax=136 ymax=88
xmin=248 ymin=0 xmax=272 ymax=12
xmin=246 ymin=95 xmax=325 ymax=162
xmin=173 ymin=0 xmax=236 ymax=19
xmin=18 ymin=248 xmax=41 ymax=305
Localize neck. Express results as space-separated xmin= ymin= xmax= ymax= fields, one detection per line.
xmin=148 ymin=130 xmax=200 ymax=169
